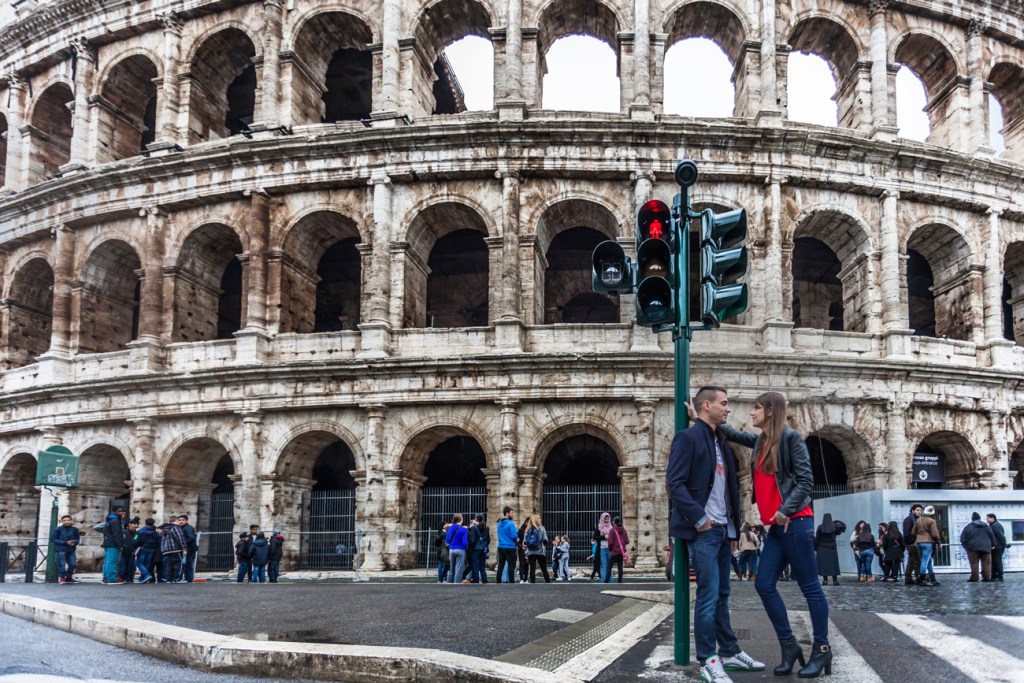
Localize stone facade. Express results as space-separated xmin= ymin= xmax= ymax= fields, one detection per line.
xmin=0 ymin=0 xmax=1023 ymax=572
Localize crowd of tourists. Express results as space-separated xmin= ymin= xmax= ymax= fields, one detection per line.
xmin=433 ymin=508 xmax=632 ymax=584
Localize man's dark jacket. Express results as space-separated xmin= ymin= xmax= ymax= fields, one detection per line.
xmin=667 ymin=419 xmax=740 ymax=542
xmin=960 ymin=520 xmax=995 ymax=553
xmin=101 ymin=513 xmax=127 ymax=550
xmin=902 ymin=513 xmax=919 ymax=547
xmin=135 ymin=525 xmax=160 ymax=551
xmin=50 ymin=525 xmax=80 ymax=551
xmin=180 ymin=523 xmax=198 ymax=553
xmin=248 ymin=537 xmax=271 ymax=565
xmin=269 ymin=535 xmax=284 ymax=562
xmin=990 ymin=521 xmax=1007 ymax=549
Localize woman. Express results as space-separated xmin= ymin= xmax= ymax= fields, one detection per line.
xmin=517 ymin=516 xmax=531 ymax=583
xmin=525 ymin=515 xmax=551 ymax=583
xmin=738 ymin=523 xmax=760 ymax=581
xmin=715 ymin=392 xmax=832 ymax=678
xmin=881 ymin=521 xmax=904 ymax=582
xmin=850 ymin=523 xmax=861 ymax=581
xmin=607 ymin=516 xmax=630 ymax=583
xmin=875 ymin=523 xmax=888 ymax=579
xmin=814 ymin=513 xmax=840 ymax=585
xmin=912 ymin=506 xmax=943 ymax=586
xmin=852 ymin=521 xmax=875 ymax=582
xmin=593 ymin=512 xmax=613 ymax=582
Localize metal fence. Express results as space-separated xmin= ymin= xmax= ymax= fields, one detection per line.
xmin=196 ymin=493 xmax=235 ymax=571
xmin=300 ymin=489 xmax=356 ymax=570
xmin=811 ymin=484 xmax=849 ymax=500
xmin=541 ymin=484 xmax=622 ymax=566
xmin=417 ymin=486 xmax=488 ymax=567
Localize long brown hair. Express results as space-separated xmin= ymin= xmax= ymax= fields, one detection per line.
xmin=755 ymin=391 xmax=787 ymax=475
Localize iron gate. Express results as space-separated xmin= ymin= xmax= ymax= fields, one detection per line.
xmin=417 ymin=486 xmax=487 ymax=566
xmin=541 ymin=485 xmax=621 ymax=566
xmin=300 ymin=489 xmax=356 ymax=570
xmin=196 ymin=492 xmax=235 ymax=571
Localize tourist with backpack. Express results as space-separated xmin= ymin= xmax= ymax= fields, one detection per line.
xmin=467 ymin=515 xmax=490 ymax=584
xmin=445 ymin=514 xmax=469 ymax=583
xmin=525 ymin=515 xmax=551 ymax=583
xmin=607 ymin=516 xmax=630 ymax=583
xmin=435 ymin=523 xmax=451 ymax=583
xmin=100 ymin=506 xmax=128 ymax=584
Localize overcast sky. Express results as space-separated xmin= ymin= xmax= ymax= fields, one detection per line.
xmin=445 ymin=35 xmax=1006 ymax=154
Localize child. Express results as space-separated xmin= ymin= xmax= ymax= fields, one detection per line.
xmin=50 ymin=515 xmax=80 ymax=584
xmin=558 ymin=537 xmax=571 ymax=580
xmin=248 ymin=531 xmax=270 ymax=583
xmin=235 ymin=532 xmax=251 ymax=583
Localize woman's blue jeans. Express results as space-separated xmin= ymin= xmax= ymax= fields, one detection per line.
xmin=858 ymin=548 xmax=875 ymax=578
xmin=739 ymin=550 xmax=759 ymax=577
xmin=755 ymin=517 xmax=830 ymax=647
xmin=600 ymin=548 xmax=611 ymax=582
xmin=918 ymin=542 xmax=935 ymax=575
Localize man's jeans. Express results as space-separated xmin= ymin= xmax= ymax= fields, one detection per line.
xmin=136 ymin=549 xmax=155 ymax=583
xmin=182 ymin=551 xmax=197 ymax=582
xmin=496 ymin=547 xmax=517 ymax=583
xmin=755 ymin=517 xmax=830 ymax=647
xmin=236 ymin=561 xmax=250 ymax=583
xmin=739 ymin=549 xmax=759 ymax=577
xmin=448 ymin=549 xmax=467 ymax=583
xmin=268 ymin=560 xmax=280 ymax=583
xmin=55 ymin=550 xmax=76 ymax=580
xmin=162 ymin=553 xmax=182 ymax=582
xmin=253 ymin=564 xmax=267 ymax=583
xmin=905 ymin=544 xmax=921 ymax=580
xmin=102 ymin=547 xmax=120 ymax=582
xmin=918 ymin=542 xmax=935 ymax=575
xmin=858 ymin=548 xmax=875 ymax=578
xmin=686 ymin=526 xmax=739 ymax=663
xmin=469 ymin=549 xmax=488 ymax=583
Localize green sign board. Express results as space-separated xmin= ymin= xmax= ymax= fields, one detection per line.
xmin=36 ymin=445 xmax=79 ymax=488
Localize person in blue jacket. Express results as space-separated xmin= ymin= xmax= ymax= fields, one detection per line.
xmin=101 ymin=506 xmax=128 ymax=584
xmin=50 ymin=515 xmax=80 ymax=584
xmin=445 ymin=514 xmax=469 ymax=583
xmin=496 ymin=506 xmax=519 ymax=583
xmin=134 ymin=518 xmax=161 ymax=584
xmin=247 ymin=531 xmax=271 ymax=583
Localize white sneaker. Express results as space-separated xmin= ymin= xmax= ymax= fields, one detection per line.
xmin=699 ymin=655 xmax=734 ymax=683
xmin=721 ymin=650 xmax=765 ymax=671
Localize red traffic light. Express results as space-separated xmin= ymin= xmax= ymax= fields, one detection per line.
xmin=638 ymin=200 xmax=672 ymax=242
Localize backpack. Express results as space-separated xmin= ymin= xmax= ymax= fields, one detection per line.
xmin=92 ymin=521 xmax=108 ymax=532
xmin=525 ymin=526 xmax=542 ymax=551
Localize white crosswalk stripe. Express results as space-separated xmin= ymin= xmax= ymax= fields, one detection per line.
xmin=875 ymin=613 xmax=1024 ymax=683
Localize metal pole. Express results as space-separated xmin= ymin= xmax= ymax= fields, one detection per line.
xmin=25 ymin=541 xmax=38 ymax=583
xmin=45 ymin=490 xmax=59 ymax=583
xmin=672 ymin=187 xmax=692 ymax=666
xmin=0 ymin=542 xmax=8 ymax=583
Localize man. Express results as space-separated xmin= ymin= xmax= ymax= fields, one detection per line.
xmin=120 ymin=517 xmax=140 ymax=582
xmin=667 ymin=386 xmax=763 ymax=683
xmin=160 ymin=517 xmax=187 ymax=583
xmin=960 ymin=511 xmax=996 ymax=582
xmin=495 ymin=506 xmax=518 ymax=583
xmin=134 ymin=518 xmax=160 ymax=584
xmin=101 ymin=506 xmax=128 ymax=584
xmin=268 ymin=530 xmax=284 ymax=583
xmin=176 ymin=514 xmax=198 ymax=582
xmin=50 ymin=515 xmax=80 ymax=584
xmin=901 ymin=504 xmax=923 ymax=585
xmin=987 ymin=513 xmax=1007 ymax=581
xmin=248 ymin=524 xmax=260 ymax=581
xmin=445 ymin=513 xmax=469 ymax=584
xmin=467 ymin=514 xmax=490 ymax=584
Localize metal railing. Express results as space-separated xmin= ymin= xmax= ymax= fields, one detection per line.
xmin=542 ymin=484 xmax=622 ymax=566
xmin=810 ymin=484 xmax=849 ymax=500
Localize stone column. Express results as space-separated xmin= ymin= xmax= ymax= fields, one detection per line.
xmin=129 ymin=418 xmax=157 ymax=519
xmin=66 ymin=38 xmax=95 ymax=171
xmin=633 ymin=398 xmax=660 ymax=570
xmin=760 ymin=178 xmax=791 ymax=350
xmin=886 ymin=399 xmax=909 ymax=489
xmin=966 ymin=18 xmax=991 ymax=155
xmin=879 ymin=189 xmax=911 ymax=355
xmin=649 ymin=33 xmax=667 ymax=115
xmin=516 ymin=467 xmax=544 ymax=521
xmin=497 ymin=0 xmax=525 ymax=120
xmin=236 ymin=192 xmax=272 ymax=362
xmin=128 ymin=207 xmax=167 ymax=370
xmin=359 ymin=173 xmax=393 ymax=356
xmin=46 ymin=226 xmax=75 ymax=358
xmin=496 ymin=397 xmax=521 ymax=517
xmin=495 ymin=170 xmax=524 ymax=350
xmin=359 ymin=404 xmax=388 ymax=570
xmin=618 ymin=465 xmax=639 ymax=566
xmin=3 ymin=71 xmax=27 ymax=191
xmin=983 ymin=208 xmax=1004 ymax=341
xmin=257 ymin=0 xmax=284 ymax=126
xmin=983 ymin=407 xmax=1011 ymax=489
xmin=630 ymin=0 xmax=652 ymax=120
xmin=238 ymin=411 xmax=263 ymax=531
xmin=868 ymin=0 xmax=895 ymax=138
xmin=757 ymin=0 xmax=782 ymax=126
xmin=375 ymin=0 xmax=401 ymax=116
xmin=151 ymin=12 xmax=183 ymax=148
xmin=383 ymin=470 xmax=423 ymax=569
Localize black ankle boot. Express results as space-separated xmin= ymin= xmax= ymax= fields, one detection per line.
xmin=798 ymin=644 xmax=832 ymax=678
xmin=774 ymin=638 xmax=806 ymax=676
xmin=929 ymin=573 xmax=941 ymax=586
xmin=832 ymin=576 xmax=839 ymax=585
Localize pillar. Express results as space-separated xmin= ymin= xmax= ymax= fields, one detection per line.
xmin=516 ymin=467 xmax=544 ymax=520
xmin=375 ymin=0 xmax=401 ymax=116
xmin=983 ymin=208 xmax=1005 ymax=341
xmin=257 ymin=0 xmax=284 ymax=126
xmin=129 ymin=418 xmax=157 ymax=520
xmin=633 ymin=398 xmax=660 ymax=570
xmin=759 ymin=178 xmax=791 ymax=350
xmin=868 ymin=0 xmax=896 ymax=138
xmin=496 ymin=397 xmax=521 ymax=516
xmin=128 ymin=207 xmax=167 ymax=369
xmin=966 ymin=18 xmax=992 ymax=155
xmin=630 ymin=0 xmax=652 ymax=120
xmin=244 ymin=191 xmax=271 ymax=333
xmin=238 ymin=411 xmax=263 ymax=531
xmin=3 ymin=71 xmax=27 ymax=191
xmin=359 ymin=404 xmax=388 ymax=570
xmin=886 ymin=399 xmax=908 ymax=488
xmin=46 ymin=226 xmax=75 ymax=357
xmin=879 ymin=189 xmax=911 ymax=355
xmin=359 ymin=173 xmax=393 ymax=356
xmin=66 ymin=38 xmax=95 ymax=170
xmin=152 ymin=12 xmax=184 ymax=148
xmin=497 ymin=0 xmax=525 ymax=120
xmin=495 ymin=170 xmax=525 ymax=350
xmin=757 ymin=0 xmax=782 ymax=126
xmin=984 ymin=407 xmax=1011 ymax=489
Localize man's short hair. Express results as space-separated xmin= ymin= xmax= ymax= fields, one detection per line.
xmin=177 ymin=514 xmax=189 ymax=521
xmin=987 ymin=513 xmax=998 ymax=521
xmin=475 ymin=514 xmax=484 ymax=523
xmin=503 ymin=506 xmax=513 ymax=515
xmin=60 ymin=514 xmax=72 ymax=521
xmin=694 ymin=386 xmax=727 ymax=411
xmin=249 ymin=524 xmax=259 ymax=531
xmin=112 ymin=505 xmax=125 ymax=513
xmin=145 ymin=518 xmax=155 ymax=526
xmin=911 ymin=504 xmax=923 ymax=511
xmin=452 ymin=513 xmax=463 ymax=523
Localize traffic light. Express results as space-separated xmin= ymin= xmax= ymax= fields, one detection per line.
xmin=592 ymin=240 xmax=632 ymax=296
xmin=635 ymin=199 xmax=675 ymax=327
xmin=699 ymin=207 xmax=748 ymax=327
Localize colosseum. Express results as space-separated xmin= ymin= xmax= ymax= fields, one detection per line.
xmin=0 ymin=0 xmax=1021 ymax=574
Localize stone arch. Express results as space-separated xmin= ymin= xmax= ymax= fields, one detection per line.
xmin=170 ymin=222 xmax=246 ymax=342
xmin=914 ymin=431 xmax=982 ymax=489
xmin=535 ymin=198 xmax=620 ymax=325
xmin=396 ymin=418 xmax=499 ymax=476
xmin=663 ymin=0 xmax=749 ymax=64
xmin=804 ymin=426 xmax=874 ymax=494
xmin=4 ymin=257 xmax=54 ymax=367
xmin=905 ymin=222 xmax=978 ymax=340
xmin=0 ymin=451 xmax=38 ymax=540
xmin=1002 ymin=241 xmax=1024 ymax=344
xmin=791 ymin=209 xmax=873 ymax=333
xmin=96 ymin=53 xmax=160 ymax=162
xmin=402 ymin=200 xmax=491 ymax=328
xmin=267 ymin=420 xmax=367 ymax=477
xmin=68 ymin=443 xmax=132 ymax=526
xmin=187 ymin=27 xmax=258 ymax=142
xmin=532 ymin=418 xmax=628 ymax=475
xmin=787 ymin=15 xmax=863 ymax=129
xmin=534 ymin=0 xmax=622 ymax=108
xmin=278 ymin=210 xmax=362 ymax=333
xmin=159 ymin=434 xmax=240 ymax=517
xmin=412 ymin=0 xmax=494 ymax=115
xmin=27 ymin=81 xmax=74 ymax=182
xmin=892 ymin=32 xmax=962 ymax=145
xmin=989 ymin=61 xmax=1024 ymax=161
xmin=76 ymin=239 xmax=142 ymax=354
xmin=289 ymin=10 xmax=374 ymax=124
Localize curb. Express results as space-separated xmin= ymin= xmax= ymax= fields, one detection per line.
xmin=0 ymin=593 xmax=582 ymax=683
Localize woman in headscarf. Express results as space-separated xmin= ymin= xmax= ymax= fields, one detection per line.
xmin=593 ymin=512 xmax=613 ymax=582
xmin=814 ymin=513 xmax=841 ymax=585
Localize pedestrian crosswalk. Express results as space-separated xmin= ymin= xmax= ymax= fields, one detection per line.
xmin=631 ymin=611 xmax=1024 ymax=683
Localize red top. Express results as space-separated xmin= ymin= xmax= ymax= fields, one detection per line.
xmin=753 ymin=452 xmax=813 ymax=526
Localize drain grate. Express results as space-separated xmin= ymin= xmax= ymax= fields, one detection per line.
xmin=523 ymin=600 xmax=654 ymax=671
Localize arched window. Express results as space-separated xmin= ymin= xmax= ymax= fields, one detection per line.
xmin=545 ymin=227 xmax=618 ymax=324
xmin=663 ymin=39 xmax=733 ymax=117
xmin=77 ymin=240 xmax=142 ymax=353
xmin=290 ymin=12 xmax=373 ymax=124
xmin=5 ymin=258 xmax=54 ymax=367
xmin=792 ymin=237 xmax=843 ymax=330
xmin=188 ymin=29 xmax=257 ymax=142
xmin=895 ymin=67 xmax=928 ymax=141
xmin=786 ymin=54 xmax=837 ymax=126
xmin=28 ymin=83 xmax=74 ymax=182
xmin=412 ymin=0 xmax=493 ymax=116
xmin=97 ymin=55 xmax=159 ymax=162
xmin=905 ymin=225 xmax=975 ymax=340
xmin=538 ymin=0 xmax=620 ymax=113
xmin=786 ymin=18 xmax=861 ymax=128
xmin=440 ymin=36 xmax=494 ymax=111
xmin=989 ymin=62 xmax=1024 ymax=160
xmin=172 ymin=224 xmax=244 ymax=342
